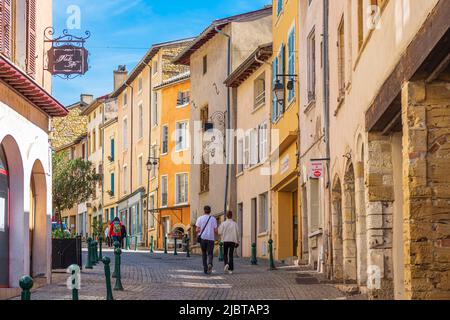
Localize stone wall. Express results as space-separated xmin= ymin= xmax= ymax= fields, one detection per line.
xmin=366 ymin=132 xmax=395 ymax=299
xmin=402 ymin=80 xmax=450 ymax=300
xmin=51 ymin=104 xmax=87 ymax=150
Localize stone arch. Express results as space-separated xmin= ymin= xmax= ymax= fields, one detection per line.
xmin=1 ymin=135 xmax=24 ymax=287
xmin=331 ymin=175 xmax=343 ymax=280
xmin=29 ymin=160 xmax=48 ymax=278
xmin=343 ymin=161 xmax=357 ymax=283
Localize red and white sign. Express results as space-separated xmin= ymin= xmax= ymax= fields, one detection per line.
xmin=309 ymin=161 xmax=324 ymax=179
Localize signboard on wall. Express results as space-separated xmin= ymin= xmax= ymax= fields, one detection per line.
xmin=47 ymin=46 xmax=88 ymax=76
xmin=309 ymin=161 xmax=324 ymax=179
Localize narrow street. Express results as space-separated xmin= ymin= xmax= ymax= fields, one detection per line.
xmin=19 ymin=251 xmax=366 ymax=300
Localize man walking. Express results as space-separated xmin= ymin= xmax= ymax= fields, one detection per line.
xmin=109 ymin=217 xmax=122 ymax=245
xmin=218 ymin=211 xmax=240 ymax=274
xmin=196 ymin=206 xmax=217 ymax=274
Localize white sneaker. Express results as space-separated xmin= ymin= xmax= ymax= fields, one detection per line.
xmin=224 ymin=264 xmax=229 ymax=273
xmin=228 ymin=270 xmax=233 ymax=275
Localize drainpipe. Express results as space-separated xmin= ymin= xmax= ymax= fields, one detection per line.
xmin=214 ymin=25 xmax=232 ymax=217
xmin=322 ymin=0 xmax=333 ymax=278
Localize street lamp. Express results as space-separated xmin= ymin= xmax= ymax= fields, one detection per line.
xmin=273 ymin=79 xmax=285 ymax=104
xmin=273 ymin=74 xmax=298 ymax=105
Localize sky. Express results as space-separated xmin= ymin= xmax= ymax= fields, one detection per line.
xmin=52 ymin=0 xmax=270 ymax=106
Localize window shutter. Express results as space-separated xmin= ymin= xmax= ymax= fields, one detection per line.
xmin=177 ymin=92 xmax=183 ymax=105
xmin=0 ymin=0 xmax=12 ymax=58
xmin=272 ymin=58 xmax=278 ymax=123
xmin=26 ymin=0 xmax=37 ymax=77
xmin=279 ymin=44 xmax=286 ymax=114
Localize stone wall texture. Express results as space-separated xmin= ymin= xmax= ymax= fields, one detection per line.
xmin=51 ymin=104 xmax=87 ymax=150
xmin=402 ymin=80 xmax=450 ymax=300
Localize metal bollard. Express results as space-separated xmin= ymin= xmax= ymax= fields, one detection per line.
xmin=126 ymin=235 xmax=130 ymax=250
xmin=99 ymin=235 xmax=103 ymax=260
xmin=19 ymin=275 xmax=33 ymax=301
xmin=113 ymin=245 xmax=124 ymax=291
xmin=102 ymin=257 xmax=114 ymax=300
xmin=67 ymin=264 xmax=80 ymax=300
xmin=135 ymin=236 xmax=138 ymax=251
xmin=112 ymin=241 xmax=120 ymax=278
xmin=92 ymin=241 xmax=98 ymax=265
xmin=186 ymin=235 xmax=190 ymax=258
xmin=85 ymin=238 xmax=93 ymax=269
xmin=150 ymin=235 xmax=154 ymax=253
xmin=218 ymin=241 xmax=224 ymax=262
xmin=164 ymin=236 xmax=168 ymax=254
xmin=268 ymin=239 xmax=276 ymax=270
xmin=174 ymin=236 xmax=178 ymax=255
xmin=251 ymin=243 xmax=258 ymax=265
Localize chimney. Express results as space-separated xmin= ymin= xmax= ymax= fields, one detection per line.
xmin=80 ymin=94 xmax=94 ymax=105
xmin=114 ymin=65 xmax=128 ymax=91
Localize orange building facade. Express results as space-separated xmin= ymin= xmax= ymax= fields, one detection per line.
xmin=153 ymin=73 xmax=191 ymax=250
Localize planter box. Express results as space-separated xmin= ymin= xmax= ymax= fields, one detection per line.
xmin=51 ymin=236 xmax=82 ymax=270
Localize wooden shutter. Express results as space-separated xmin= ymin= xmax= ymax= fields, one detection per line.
xmin=0 ymin=0 xmax=12 ymax=58
xmin=26 ymin=0 xmax=37 ymax=77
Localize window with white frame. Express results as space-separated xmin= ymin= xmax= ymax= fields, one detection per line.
xmin=122 ymin=118 xmax=128 ymax=150
xmin=138 ymin=102 xmax=144 ymax=139
xmin=123 ymin=165 xmax=128 ymax=194
xmin=175 ymin=121 xmax=188 ymax=151
xmin=162 ymin=125 xmax=169 ymax=154
xmin=307 ymin=28 xmax=316 ymax=102
xmin=152 ymin=60 xmax=158 ymax=75
xmin=244 ymin=133 xmax=250 ymax=169
xmin=237 ymin=138 xmax=244 ymax=174
xmin=175 ymin=173 xmax=188 ymax=205
xmin=138 ymin=77 xmax=143 ymax=93
xmin=258 ymin=121 xmax=268 ymax=162
xmin=138 ymin=156 xmax=143 ymax=186
xmin=152 ymin=92 xmax=158 ymax=126
xmin=149 ymin=193 xmax=155 ymax=228
xmin=258 ymin=192 xmax=269 ymax=233
xmin=249 ymin=128 xmax=259 ymax=166
xmin=287 ymin=27 xmax=296 ymax=103
xmin=161 ymin=176 xmax=168 ymax=207
xmin=123 ymin=91 xmax=128 ymax=108
xmin=177 ymin=91 xmax=190 ymax=106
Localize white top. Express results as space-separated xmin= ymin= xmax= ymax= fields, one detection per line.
xmin=195 ymin=214 xmax=217 ymax=241
xmin=218 ymin=219 xmax=240 ymax=244
xmin=105 ymin=227 xmax=109 ymax=237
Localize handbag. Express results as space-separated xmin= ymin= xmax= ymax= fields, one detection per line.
xmin=197 ymin=215 xmax=212 ymax=243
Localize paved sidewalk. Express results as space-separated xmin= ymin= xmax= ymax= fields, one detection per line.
xmin=13 ymin=250 xmax=367 ymax=300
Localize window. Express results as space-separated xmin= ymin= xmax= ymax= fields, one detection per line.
xmin=110 ymin=138 xmax=115 ymax=161
xmin=26 ymin=0 xmax=37 ymax=77
xmin=123 ymin=166 xmax=128 ymax=194
xmin=278 ymin=44 xmax=285 ymax=112
xmin=82 ymin=143 xmax=86 ymax=160
xmin=152 ymin=92 xmax=158 ymax=126
xmin=177 ymin=91 xmax=190 ymax=106
xmin=175 ymin=173 xmax=188 ymax=205
xmin=150 ymin=146 xmax=156 ymax=178
xmin=122 ymin=118 xmax=128 ymax=150
xmin=138 ymin=102 xmax=143 ymax=139
xmin=99 ymin=126 xmax=103 ymax=148
xmin=202 ymin=55 xmax=207 ymax=75
xmin=162 ymin=125 xmax=169 ymax=154
xmin=272 ymin=44 xmax=285 ymax=122
xmin=237 ymin=138 xmax=244 ymax=174
xmin=138 ymin=77 xmax=143 ymax=93
xmin=250 ymin=128 xmax=258 ymax=166
xmin=138 ymin=156 xmax=143 ymax=186
xmin=152 ymin=60 xmax=158 ymax=75
xmin=92 ymin=130 xmax=96 ymax=153
xmin=70 ymin=147 xmax=75 ymax=160
xmin=254 ymin=72 xmax=266 ymax=109
xmin=310 ymin=178 xmax=321 ymax=231
xmin=244 ymin=133 xmax=250 ymax=169
xmin=357 ymin=0 xmax=364 ymax=50
xmin=258 ymin=193 xmax=269 ymax=233
xmin=258 ymin=122 xmax=268 ymax=162
xmin=272 ymin=57 xmax=279 ymax=123
xmin=123 ymin=92 xmax=128 ymax=107
xmin=110 ymin=172 xmax=115 ymax=196
xmin=110 ymin=208 xmax=115 ymax=221
xmin=338 ymin=16 xmax=346 ymax=98
xmin=307 ymin=28 xmax=316 ymax=102
xmin=200 ymin=161 xmax=209 ymax=193
xmin=200 ymin=105 xmax=209 ymax=132
xmin=161 ymin=176 xmax=168 ymax=207
xmin=0 ymin=0 xmax=12 ymax=58
xmin=149 ymin=194 xmax=155 ymax=228
xmin=175 ymin=121 xmax=188 ymax=151
xmin=287 ymin=27 xmax=296 ymax=102
xmin=277 ymin=0 xmax=283 ymax=16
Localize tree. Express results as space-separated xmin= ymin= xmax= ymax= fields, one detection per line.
xmin=52 ymin=151 xmax=101 ymax=228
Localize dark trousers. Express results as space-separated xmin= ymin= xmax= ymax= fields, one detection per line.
xmin=200 ymin=240 xmax=215 ymax=271
xmin=223 ymin=242 xmax=236 ymax=271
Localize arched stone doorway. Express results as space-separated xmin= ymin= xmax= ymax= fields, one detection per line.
xmin=1 ymin=135 xmax=24 ymax=287
xmin=29 ymin=160 xmax=48 ymax=278
xmin=331 ymin=176 xmax=343 ymax=280
xmin=343 ymin=162 xmax=357 ymax=282
xmin=355 ymin=146 xmax=368 ymax=286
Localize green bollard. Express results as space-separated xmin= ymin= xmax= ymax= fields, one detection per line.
xmin=186 ymin=235 xmax=190 ymax=258
xmin=174 ymin=236 xmax=178 ymax=255
xmin=19 ymin=275 xmax=33 ymax=301
xmin=113 ymin=245 xmax=124 ymax=291
xmin=164 ymin=236 xmax=168 ymax=254
xmin=99 ymin=235 xmax=103 ymax=260
xmin=268 ymin=239 xmax=276 ymax=270
xmin=126 ymin=235 xmax=130 ymax=250
xmin=135 ymin=236 xmax=138 ymax=251
xmin=85 ymin=238 xmax=93 ymax=269
xmin=112 ymin=241 xmax=120 ymax=278
xmin=93 ymin=241 xmax=98 ymax=265
xmin=102 ymin=257 xmax=114 ymax=300
xmin=218 ymin=241 xmax=224 ymax=262
xmin=251 ymin=243 xmax=258 ymax=265
xmin=150 ymin=236 xmax=154 ymax=253
xmin=67 ymin=264 xmax=80 ymax=300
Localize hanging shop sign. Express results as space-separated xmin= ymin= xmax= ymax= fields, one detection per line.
xmin=44 ymin=28 xmax=91 ymax=79
xmin=309 ymin=161 xmax=324 ymax=179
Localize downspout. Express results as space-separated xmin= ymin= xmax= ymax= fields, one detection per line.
xmin=215 ymin=25 xmax=232 ymax=216
xmin=323 ymin=0 xmax=333 ymax=278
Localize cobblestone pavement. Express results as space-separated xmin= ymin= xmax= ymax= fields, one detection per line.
xmin=15 ymin=249 xmax=367 ymax=300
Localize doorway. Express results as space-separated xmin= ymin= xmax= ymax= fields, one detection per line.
xmin=0 ymin=146 xmax=9 ymax=287
xmin=293 ymin=191 xmax=298 ymax=257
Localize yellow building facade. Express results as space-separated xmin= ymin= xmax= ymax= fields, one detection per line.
xmin=153 ymin=74 xmax=191 ymax=250
xmin=271 ymin=0 xmax=301 ymax=261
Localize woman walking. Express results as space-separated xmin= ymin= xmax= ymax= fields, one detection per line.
xmin=218 ymin=211 xmax=240 ymax=274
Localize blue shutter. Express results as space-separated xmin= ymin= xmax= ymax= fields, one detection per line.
xmin=280 ymin=44 xmax=286 ymax=114
xmin=111 ymin=138 xmax=115 ymax=161
xmin=277 ymin=0 xmax=282 ymax=16
xmin=288 ymin=29 xmax=295 ymax=102
xmin=272 ymin=57 xmax=278 ymax=123
xmin=110 ymin=208 xmax=114 ymax=222
xmin=111 ymin=173 xmax=115 ymax=195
